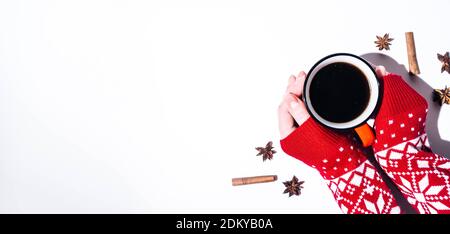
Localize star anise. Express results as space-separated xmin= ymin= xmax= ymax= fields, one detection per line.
xmin=374 ymin=33 xmax=394 ymax=51
xmin=437 ymin=52 xmax=450 ymax=74
xmin=283 ymin=176 xmax=304 ymax=197
xmin=433 ymin=86 xmax=450 ymax=105
xmin=255 ymin=141 xmax=276 ymax=161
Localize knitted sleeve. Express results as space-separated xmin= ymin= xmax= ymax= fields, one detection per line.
xmin=281 ymin=118 xmax=401 ymax=214
xmin=373 ymin=74 xmax=450 ymax=214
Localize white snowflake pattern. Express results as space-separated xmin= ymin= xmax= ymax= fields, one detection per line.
xmin=398 ymin=174 xmax=450 ymax=214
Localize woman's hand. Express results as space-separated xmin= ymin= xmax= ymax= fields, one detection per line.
xmin=278 ymin=66 xmax=388 ymax=139
xmin=278 ymin=71 xmax=310 ymax=139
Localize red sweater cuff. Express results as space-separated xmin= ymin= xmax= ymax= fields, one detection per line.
xmin=377 ymin=74 xmax=428 ymax=119
xmin=280 ymin=118 xmax=367 ymax=179
xmin=373 ymin=74 xmax=429 ymax=151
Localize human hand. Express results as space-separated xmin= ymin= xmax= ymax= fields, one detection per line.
xmin=278 ymin=66 xmax=402 ymax=214
xmin=278 ymin=71 xmax=310 ymax=139
xmin=278 ymin=66 xmax=388 ymax=140
xmin=374 ymin=65 xmax=389 ymax=77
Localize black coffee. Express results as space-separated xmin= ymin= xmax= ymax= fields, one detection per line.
xmin=309 ymin=62 xmax=370 ymax=123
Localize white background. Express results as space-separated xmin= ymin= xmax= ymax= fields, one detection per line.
xmin=0 ymin=0 xmax=449 ymax=213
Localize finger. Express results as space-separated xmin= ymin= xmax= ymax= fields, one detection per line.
xmin=287 ymin=71 xmax=306 ymax=97
xmin=295 ymin=71 xmax=307 ymax=96
xmin=286 ymin=94 xmax=310 ymax=127
xmin=278 ymin=99 xmax=296 ymax=139
xmin=297 ymin=70 xmax=306 ymax=79
xmin=285 ymin=75 xmax=296 ymax=92
xmin=375 ymin=65 xmax=389 ymax=78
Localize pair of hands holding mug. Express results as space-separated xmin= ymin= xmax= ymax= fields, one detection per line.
xmin=278 ymin=64 xmax=450 ymax=214
xmin=278 ymin=66 xmax=389 ymax=139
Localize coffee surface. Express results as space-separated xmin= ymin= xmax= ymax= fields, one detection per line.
xmin=309 ymin=62 xmax=370 ymax=123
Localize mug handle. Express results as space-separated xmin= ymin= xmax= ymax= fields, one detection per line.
xmin=354 ymin=123 xmax=375 ymax=147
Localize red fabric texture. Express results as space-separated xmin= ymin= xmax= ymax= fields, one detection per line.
xmin=280 ymin=73 xmax=450 ymax=214
xmin=281 ymin=118 xmax=401 ymax=214
xmin=372 ymin=74 xmax=450 ymax=214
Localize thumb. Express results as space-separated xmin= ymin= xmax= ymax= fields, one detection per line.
xmin=288 ymin=94 xmax=310 ymax=127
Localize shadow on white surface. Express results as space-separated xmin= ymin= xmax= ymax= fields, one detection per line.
xmin=362 ymin=53 xmax=450 ymax=157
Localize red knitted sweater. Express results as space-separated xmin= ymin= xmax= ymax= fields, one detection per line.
xmin=281 ymin=114 xmax=401 ymax=214
xmin=372 ymin=74 xmax=450 ymax=214
xmin=281 ymin=73 xmax=450 ymax=214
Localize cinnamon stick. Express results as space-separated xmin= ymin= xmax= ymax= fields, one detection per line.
xmin=405 ymin=32 xmax=420 ymax=75
xmin=232 ymin=175 xmax=277 ymax=186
